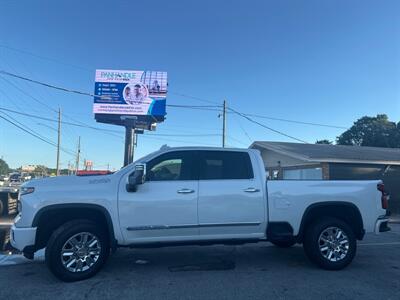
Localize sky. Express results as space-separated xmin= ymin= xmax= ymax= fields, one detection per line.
xmin=0 ymin=0 xmax=399 ymax=170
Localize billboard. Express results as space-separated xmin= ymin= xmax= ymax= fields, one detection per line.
xmin=93 ymin=69 xmax=167 ymax=121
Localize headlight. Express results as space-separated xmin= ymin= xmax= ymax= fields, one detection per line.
xmin=20 ymin=186 xmax=35 ymax=196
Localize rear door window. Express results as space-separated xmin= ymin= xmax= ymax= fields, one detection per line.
xmin=199 ymin=151 xmax=254 ymax=180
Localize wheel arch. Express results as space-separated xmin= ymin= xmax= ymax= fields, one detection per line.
xmin=32 ymin=203 xmax=116 ymax=251
xmin=297 ymin=201 xmax=365 ymax=242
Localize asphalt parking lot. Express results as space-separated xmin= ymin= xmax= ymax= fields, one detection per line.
xmin=0 ymin=224 xmax=399 ymax=300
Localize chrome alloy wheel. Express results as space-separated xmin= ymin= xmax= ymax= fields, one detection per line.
xmin=318 ymin=226 xmax=350 ymax=262
xmin=60 ymin=232 xmax=101 ymax=273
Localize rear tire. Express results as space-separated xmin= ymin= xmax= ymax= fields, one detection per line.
xmin=303 ymin=217 xmax=356 ymax=270
xmin=45 ymin=219 xmax=109 ymax=282
xmin=270 ymin=240 xmax=296 ymax=248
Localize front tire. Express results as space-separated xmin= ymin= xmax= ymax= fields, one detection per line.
xmin=303 ymin=217 xmax=356 ymax=270
xmin=45 ymin=219 xmax=109 ymax=282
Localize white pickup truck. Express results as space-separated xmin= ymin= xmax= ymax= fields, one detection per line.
xmin=11 ymin=147 xmax=390 ymax=281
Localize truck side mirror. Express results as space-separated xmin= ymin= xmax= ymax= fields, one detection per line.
xmin=126 ymin=164 xmax=146 ymax=192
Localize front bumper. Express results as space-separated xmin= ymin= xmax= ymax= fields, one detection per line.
xmin=374 ymin=216 xmax=390 ymax=234
xmin=10 ymin=224 xmax=37 ymax=252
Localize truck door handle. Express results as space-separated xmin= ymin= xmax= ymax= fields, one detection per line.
xmin=177 ymin=188 xmax=195 ymax=194
xmin=244 ymin=188 xmax=260 ymax=193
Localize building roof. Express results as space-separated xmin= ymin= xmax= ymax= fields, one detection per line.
xmin=250 ymin=141 xmax=400 ymax=165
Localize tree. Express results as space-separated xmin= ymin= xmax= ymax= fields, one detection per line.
xmin=336 ymin=114 xmax=400 ymax=148
xmin=34 ymin=165 xmax=49 ymax=176
xmin=0 ymin=158 xmax=10 ymax=175
xmin=316 ymin=139 xmax=333 ymax=145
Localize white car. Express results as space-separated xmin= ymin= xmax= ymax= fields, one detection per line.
xmin=11 ymin=147 xmax=390 ymax=281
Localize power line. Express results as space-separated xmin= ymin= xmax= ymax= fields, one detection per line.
xmin=147 ymin=133 xmax=220 ymax=137
xmin=171 ymin=92 xmax=309 ymax=143
xmin=0 ymin=70 xmax=346 ymax=129
xmin=0 ymin=86 xmax=25 ymax=113
xmin=0 ymin=75 xmax=58 ymax=113
xmin=0 ymin=70 xmax=343 ymax=143
xmin=0 ymin=81 xmax=83 ymax=152
xmin=0 ymin=104 xmax=223 ymax=161
xmin=239 ymin=113 xmax=348 ymax=129
xmin=169 ymin=93 xmax=343 ymax=142
xmin=0 ymin=72 xmax=125 ymax=143
xmin=226 ymin=135 xmax=249 ymax=147
xmin=169 ymin=91 xmax=220 ymax=105
xmin=0 ymin=112 xmax=76 ymax=156
xmin=234 ymin=113 xmax=253 ymax=142
xmin=0 ymin=53 xmax=350 ymax=127
xmin=167 ymin=104 xmax=221 ymax=108
xmin=0 ymin=106 xmax=122 ymax=135
xmin=227 ymin=107 xmax=309 ymax=143
xmin=1 ymin=50 xmax=87 ymax=147
xmin=0 ymin=106 xmax=221 ymax=138
xmin=0 ymin=70 xmax=104 ymax=99
xmin=0 ymin=110 xmax=76 ymax=155
xmin=172 ymin=92 xmax=347 ymax=129
xmin=167 ymin=104 xmax=222 ymax=112
xmin=0 ymin=70 xmax=221 ymax=113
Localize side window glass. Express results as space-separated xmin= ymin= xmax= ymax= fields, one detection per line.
xmin=199 ymin=151 xmax=254 ymax=180
xmin=148 ymin=159 xmax=182 ymax=181
xmin=146 ymin=151 xmax=193 ymax=181
xmin=202 ymin=159 xmax=223 ymax=179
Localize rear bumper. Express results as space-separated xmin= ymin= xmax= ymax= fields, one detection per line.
xmin=374 ymin=216 xmax=390 ymax=234
xmin=10 ymin=224 xmax=37 ymax=252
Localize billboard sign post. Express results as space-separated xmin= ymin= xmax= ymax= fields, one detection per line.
xmin=93 ymin=69 xmax=168 ymax=165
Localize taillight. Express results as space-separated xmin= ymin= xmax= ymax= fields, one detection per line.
xmin=377 ymin=183 xmax=389 ymax=209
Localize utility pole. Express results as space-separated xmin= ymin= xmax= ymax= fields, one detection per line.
xmin=222 ymin=100 xmax=227 ymax=148
xmin=56 ymin=108 xmax=61 ymax=176
xmin=75 ymin=136 xmax=81 ymax=174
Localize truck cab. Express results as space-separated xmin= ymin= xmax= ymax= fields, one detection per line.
xmin=119 ymin=148 xmax=267 ymax=244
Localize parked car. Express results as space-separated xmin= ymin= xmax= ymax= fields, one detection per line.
xmin=0 ymin=175 xmax=9 ymax=186
xmin=11 ymin=147 xmax=390 ymax=281
xmin=0 ymin=175 xmax=10 ymax=182
xmin=21 ymin=172 xmax=32 ymax=181
xmin=7 ymin=173 xmax=22 ymax=187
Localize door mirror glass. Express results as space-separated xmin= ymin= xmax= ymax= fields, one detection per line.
xmin=126 ymin=163 xmax=146 ymax=192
